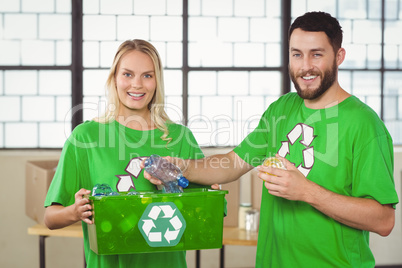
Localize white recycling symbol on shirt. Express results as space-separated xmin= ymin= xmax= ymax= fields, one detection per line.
xmin=278 ymin=123 xmax=315 ymax=177
xmin=139 ymin=202 xmax=186 ymax=247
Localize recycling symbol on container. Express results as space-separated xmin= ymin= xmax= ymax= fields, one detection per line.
xmin=138 ymin=202 xmax=186 ymax=247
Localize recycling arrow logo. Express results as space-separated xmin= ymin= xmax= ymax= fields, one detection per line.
xmin=278 ymin=123 xmax=315 ymax=177
xmin=138 ymin=202 xmax=186 ymax=247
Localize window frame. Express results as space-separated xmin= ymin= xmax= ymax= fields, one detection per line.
xmin=1 ymin=0 xmax=400 ymax=149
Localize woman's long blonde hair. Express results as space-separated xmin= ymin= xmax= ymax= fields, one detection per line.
xmin=95 ymin=39 xmax=172 ymax=143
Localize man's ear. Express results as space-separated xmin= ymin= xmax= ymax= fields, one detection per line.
xmin=336 ymin=48 xmax=346 ymax=66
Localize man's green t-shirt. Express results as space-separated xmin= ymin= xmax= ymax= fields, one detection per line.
xmin=234 ymin=93 xmax=398 ymax=267
xmin=45 ymin=120 xmax=205 ymax=268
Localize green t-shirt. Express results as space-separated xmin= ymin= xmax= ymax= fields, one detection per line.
xmin=234 ymin=93 xmax=398 ymax=268
xmin=45 ymin=120 xmax=205 ymax=268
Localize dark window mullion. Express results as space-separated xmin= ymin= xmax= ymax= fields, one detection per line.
xmin=72 ymin=0 xmax=83 ymax=130
xmin=281 ymin=0 xmax=291 ymax=95
xmin=380 ymin=0 xmax=385 ymax=120
xmin=182 ymin=0 xmax=189 ymax=126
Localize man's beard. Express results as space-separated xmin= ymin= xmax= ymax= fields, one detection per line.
xmin=290 ymin=60 xmax=337 ymax=100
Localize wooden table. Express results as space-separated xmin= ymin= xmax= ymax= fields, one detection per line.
xmin=220 ymin=227 xmax=258 ymax=267
xmin=28 ymin=223 xmax=84 ymax=268
xmin=28 ymin=224 xmax=257 ymax=268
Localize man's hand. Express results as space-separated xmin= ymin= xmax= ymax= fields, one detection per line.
xmin=256 ymin=154 xmax=311 ymax=202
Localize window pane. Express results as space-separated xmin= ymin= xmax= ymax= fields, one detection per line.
xmin=385 ymin=121 xmax=402 ymax=145
xmin=189 ymin=0 xmax=281 ymax=68
xmin=218 ymin=71 xmax=248 ymax=96
xmin=0 ymin=71 xmax=3 ymax=94
xmin=367 ymin=44 xmax=381 ymax=69
xmin=4 ymin=14 xmax=37 ymax=39
xmin=384 ymin=72 xmax=402 ymax=121
xmin=234 ymin=43 xmax=265 ymax=67
xmin=166 ymin=96 xmax=183 ymax=123
xmin=250 ymin=71 xmax=281 ymax=96
xmin=1 ymin=0 xmax=402 ymax=149
xmin=250 ymin=18 xmax=281 ymax=43
xmin=83 ymin=41 xmax=100 ymax=67
xmin=100 ymin=0 xmax=133 ymax=14
xmin=39 ymin=14 xmax=71 ymax=39
xmin=100 ymin=41 xmax=120 ymax=67
xmin=342 ymin=44 xmax=367 ymax=68
xmin=1 ymin=7 xmax=71 ymax=67
xmin=201 ymin=0 xmax=233 ymax=16
xmin=84 ymin=15 xmax=116 ymax=41
xmin=0 ymin=97 xmax=20 ymax=121
xmin=39 ymin=122 xmax=70 ymax=148
xmin=339 ymin=0 xmax=367 ymax=19
xmin=83 ymin=70 xmax=110 ymax=96
xmin=189 ymin=41 xmax=233 ymax=67
xmin=353 ymin=20 xmax=381 ymax=44
xmin=351 ymin=71 xmax=381 ymax=96
xmin=233 ymin=96 xmax=265 ymax=121
xmin=0 ymin=0 xmax=19 ymax=12
xmin=22 ymin=40 xmax=56 ymax=65
xmin=134 ymin=0 xmax=167 ymax=15
xmin=164 ymin=70 xmax=182 ymax=96
xmin=166 ymin=42 xmax=182 ymax=68
xmin=0 ymin=41 xmax=20 ymax=65
xmin=219 ymin=18 xmax=249 ymax=42
xmin=0 ymin=124 xmax=3 ymax=147
xmin=383 ymin=71 xmax=402 ymax=144
xmin=56 ymin=96 xmax=71 ymax=122
xmin=368 ymin=0 xmax=381 ymax=19
xmin=22 ymin=96 xmax=55 ymax=121
xmin=150 ymin=16 xmax=182 ymax=41
xmin=167 ymin=0 xmax=182 ymax=15
xmin=234 ymin=0 xmax=265 ymax=17
xmin=117 ymin=16 xmax=150 ymax=42
xmin=83 ymin=96 xmax=107 ymax=122
xmin=188 ymin=70 xmax=280 ymax=146
xmin=384 ymin=21 xmax=402 ymax=69
xmin=5 ymin=70 xmax=37 ymax=95
xmin=338 ymin=71 xmax=352 ymax=93
xmin=39 ymin=70 xmax=71 ymax=95
xmin=189 ymin=17 xmax=217 ymax=41
xmin=385 ymin=21 xmax=402 ymax=45
xmin=188 ymin=96 xmax=202 ymax=119
xmin=385 ymin=0 xmax=399 ymax=19
xmin=5 ymin=123 xmax=38 ymax=148
xmin=189 ymin=72 xmax=217 ymax=96
xmin=22 ymin=0 xmax=54 ymax=12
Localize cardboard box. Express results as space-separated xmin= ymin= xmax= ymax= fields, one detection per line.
xmin=25 ymin=160 xmax=58 ymax=224
xmin=88 ymin=188 xmax=228 ymax=255
xmin=221 ymin=180 xmax=240 ymax=227
xmin=251 ymin=169 xmax=263 ymax=211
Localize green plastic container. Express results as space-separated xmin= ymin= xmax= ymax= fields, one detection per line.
xmin=88 ymin=188 xmax=228 ymax=255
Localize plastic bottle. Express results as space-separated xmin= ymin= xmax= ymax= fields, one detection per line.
xmin=92 ymin=183 xmax=116 ymax=196
xmin=144 ymin=154 xmax=189 ymax=193
xmin=262 ymin=156 xmax=286 ymax=175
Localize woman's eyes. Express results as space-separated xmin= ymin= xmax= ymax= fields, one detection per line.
xmin=122 ymin=72 xmax=153 ymax=78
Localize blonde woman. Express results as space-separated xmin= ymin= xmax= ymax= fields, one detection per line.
xmin=44 ymin=39 xmax=204 ymax=267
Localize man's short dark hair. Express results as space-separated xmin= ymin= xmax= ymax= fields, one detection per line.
xmin=289 ymin=11 xmax=343 ymax=52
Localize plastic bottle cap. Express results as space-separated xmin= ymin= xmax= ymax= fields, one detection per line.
xmin=177 ymin=176 xmax=189 ymax=188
